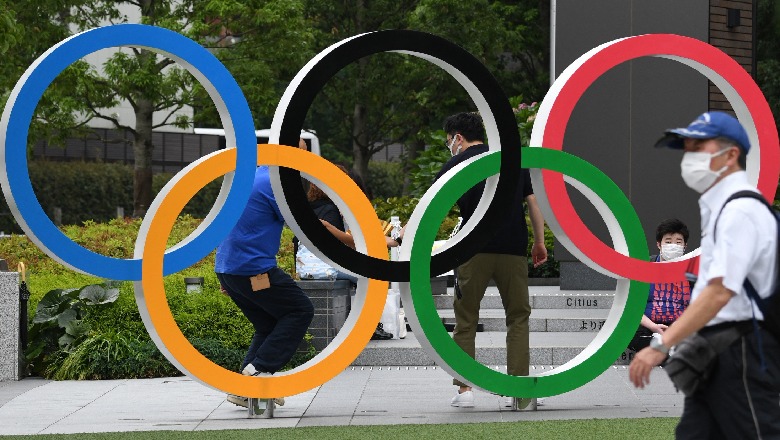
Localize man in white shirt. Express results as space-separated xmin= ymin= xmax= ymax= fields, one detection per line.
xmin=629 ymin=112 xmax=780 ymax=439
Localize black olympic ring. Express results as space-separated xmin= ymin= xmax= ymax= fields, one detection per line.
xmin=271 ymin=29 xmax=522 ymax=281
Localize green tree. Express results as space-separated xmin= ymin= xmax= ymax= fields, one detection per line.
xmin=2 ymin=0 xmax=313 ymax=217
xmin=303 ymin=0 xmax=548 ymax=193
xmin=0 ymin=1 xmax=97 ymax=150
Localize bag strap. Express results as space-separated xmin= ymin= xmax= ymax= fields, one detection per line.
xmin=714 ymin=190 xmax=780 ymax=343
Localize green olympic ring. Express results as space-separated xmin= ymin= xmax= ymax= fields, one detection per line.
xmin=401 ymin=147 xmax=649 ymax=397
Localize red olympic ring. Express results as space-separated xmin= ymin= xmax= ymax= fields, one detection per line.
xmin=536 ymin=34 xmax=779 ymax=283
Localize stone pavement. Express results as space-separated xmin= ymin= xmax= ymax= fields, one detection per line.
xmin=0 ymin=366 xmax=683 ymax=435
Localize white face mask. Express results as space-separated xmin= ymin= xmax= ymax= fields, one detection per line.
xmin=680 ymin=149 xmax=729 ymax=193
xmin=660 ymin=243 xmax=685 ymax=261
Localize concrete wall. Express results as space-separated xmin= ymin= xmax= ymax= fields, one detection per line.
xmin=0 ymin=272 xmax=20 ymax=381
xmin=552 ymin=0 xmax=746 ymax=289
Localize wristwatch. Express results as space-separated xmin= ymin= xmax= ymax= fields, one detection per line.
xmin=650 ymin=333 xmax=670 ymax=354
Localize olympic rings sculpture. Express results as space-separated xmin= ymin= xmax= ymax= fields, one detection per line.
xmin=1 ymin=24 xmax=777 ymax=400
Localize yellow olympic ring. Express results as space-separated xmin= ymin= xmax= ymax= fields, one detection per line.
xmin=135 ymin=144 xmax=388 ymax=397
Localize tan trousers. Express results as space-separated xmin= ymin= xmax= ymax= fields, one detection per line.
xmin=452 ymin=253 xmax=530 ymax=386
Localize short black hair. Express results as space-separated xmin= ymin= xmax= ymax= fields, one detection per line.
xmin=443 ymin=112 xmax=484 ymax=142
xmin=655 ymin=218 xmax=689 ymax=243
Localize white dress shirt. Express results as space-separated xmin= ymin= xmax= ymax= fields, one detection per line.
xmin=693 ymin=171 xmax=777 ymax=326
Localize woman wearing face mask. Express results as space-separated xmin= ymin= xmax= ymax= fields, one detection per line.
xmin=627 ymin=218 xmax=692 ymax=352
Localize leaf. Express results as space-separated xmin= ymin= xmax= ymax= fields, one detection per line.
xmin=57 ymin=308 xmax=77 ymax=329
xmin=79 ymin=284 xmax=119 ymax=305
xmin=64 ymin=319 xmax=90 ymax=338
xmin=32 ymin=289 xmax=68 ymax=323
xmin=58 ymin=334 xmax=75 ymax=349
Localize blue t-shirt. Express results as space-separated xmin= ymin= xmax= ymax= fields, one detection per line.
xmin=215 ymin=166 xmax=284 ymax=275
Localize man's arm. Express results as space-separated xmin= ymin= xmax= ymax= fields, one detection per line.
xmin=525 ymin=194 xmax=548 ymax=268
xmin=628 ymin=277 xmax=733 ymax=388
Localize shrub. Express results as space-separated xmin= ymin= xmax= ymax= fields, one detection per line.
xmin=367 ymin=161 xmax=404 ymax=199
xmin=373 ymin=196 xmax=459 ymax=240
xmin=0 ymin=161 xmax=224 ymax=234
xmin=407 ymin=130 xmax=449 ymax=198
xmin=25 ymin=282 xmax=121 ymax=377
xmin=13 ymin=217 xmax=315 ymax=380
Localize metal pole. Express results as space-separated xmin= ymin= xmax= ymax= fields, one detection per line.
xmin=18 ymin=263 xmax=29 ymax=354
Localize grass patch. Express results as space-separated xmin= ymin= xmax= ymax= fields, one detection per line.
xmin=0 ymin=418 xmax=679 ymax=439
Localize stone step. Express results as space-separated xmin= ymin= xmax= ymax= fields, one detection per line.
xmin=430 ymin=286 xmax=614 ymax=310
xmin=436 ymin=308 xmax=609 ymax=332
xmin=352 ymin=331 xmax=635 ymax=366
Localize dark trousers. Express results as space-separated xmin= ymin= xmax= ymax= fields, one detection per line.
xmin=676 ymin=327 xmax=780 ymax=439
xmin=452 ymin=253 xmax=530 ymax=386
xmin=217 ymin=268 xmax=314 ymax=374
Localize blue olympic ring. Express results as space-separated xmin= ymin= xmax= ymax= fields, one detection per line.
xmin=0 ymin=24 xmax=257 ymax=280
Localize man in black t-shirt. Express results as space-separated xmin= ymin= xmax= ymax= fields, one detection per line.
xmin=437 ymin=113 xmax=547 ymax=409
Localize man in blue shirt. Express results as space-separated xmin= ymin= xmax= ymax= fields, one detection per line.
xmin=216 ymin=166 xmax=314 ymax=406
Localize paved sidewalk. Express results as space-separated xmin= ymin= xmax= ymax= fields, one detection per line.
xmin=0 ymin=365 xmax=683 ymax=435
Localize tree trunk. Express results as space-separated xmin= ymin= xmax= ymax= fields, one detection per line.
xmin=133 ymin=94 xmax=154 ymax=218
xmin=352 ymin=101 xmax=370 ymax=185
xmin=350 ymin=0 xmax=371 ymax=185
xmin=402 ymin=137 xmax=424 ymax=194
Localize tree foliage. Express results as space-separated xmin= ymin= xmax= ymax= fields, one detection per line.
xmin=1 ymin=0 xmax=314 ymax=216
xmin=303 ymin=0 xmax=549 ymax=192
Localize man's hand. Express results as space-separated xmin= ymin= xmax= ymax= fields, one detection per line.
xmin=629 ymin=347 xmax=668 ymax=388
xmin=531 ymin=241 xmax=548 ymax=267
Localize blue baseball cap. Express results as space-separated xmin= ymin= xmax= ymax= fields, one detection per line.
xmin=654 ymin=111 xmax=750 ymax=152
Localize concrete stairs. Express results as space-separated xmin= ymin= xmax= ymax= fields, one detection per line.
xmin=352 ymin=285 xmax=636 ymax=366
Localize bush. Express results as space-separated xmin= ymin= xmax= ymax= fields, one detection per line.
xmin=367 ymin=161 xmax=404 ymax=199
xmin=25 ymin=282 xmax=121 ymax=377
xmin=12 ymin=218 xmax=315 ymax=380
xmin=0 ymin=161 xmax=223 ymax=234
xmin=407 ymin=131 xmax=450 ymax=198
xmin=373 ymin=196 xmax=459 ymax=240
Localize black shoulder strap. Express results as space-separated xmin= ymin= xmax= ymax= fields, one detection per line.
xmin=714 ymin=190 xmax=778 ymax=319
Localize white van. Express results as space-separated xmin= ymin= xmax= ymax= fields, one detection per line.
xmin=193 ymin=128 xmax=321 ymax=156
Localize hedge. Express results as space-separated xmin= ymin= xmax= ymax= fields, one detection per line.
xmin=3 ymin=217 xmax=311 ymax=380
xmin=0 ymin=160 xmax=222 ymax=233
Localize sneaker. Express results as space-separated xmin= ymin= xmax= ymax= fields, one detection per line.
xmin=371 ymin=323 xmax=393 ymax=340
xmin=226 ymin=394 xmax=285 ymax=408
xmin=450 ymin=390 xmax=474 ymax=408
xmin=227 ymin=394 xmax=248 ymax=408
xmin=239 ymin=364 xmax=285 ymax=406
xmin=242 ymin=363 xmax=264 ymax=376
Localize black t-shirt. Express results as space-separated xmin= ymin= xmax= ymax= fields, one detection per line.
xmin=434 ymin=144 xmax=532 ymax=256
xmin=293 ymin=198 xmax=344 ymax=256
xmin=310 ymin=199 xmax=344 ymax=232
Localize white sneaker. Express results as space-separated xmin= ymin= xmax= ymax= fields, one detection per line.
xmin=242 ymin=363 xmax=262 ymax=376
xmin=450 ymin=390 xmax=474 ymax=407
xmin=239 ymin=364 xmax=284 ymax=406
xmin=227 ymin=394 xmax=248 ymax=408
